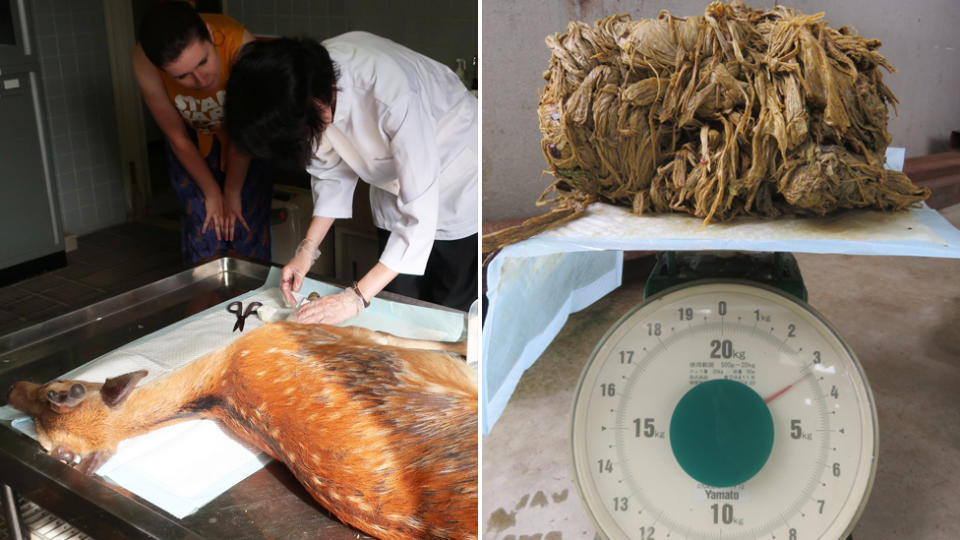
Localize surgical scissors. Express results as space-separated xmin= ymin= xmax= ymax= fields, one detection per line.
xmin=227 ymin=301 xmax=262 ymax=332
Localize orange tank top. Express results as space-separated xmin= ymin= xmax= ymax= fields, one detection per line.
xmin=159 ymin=14 xmax=246 ymax=165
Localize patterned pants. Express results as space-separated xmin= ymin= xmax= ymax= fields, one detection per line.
xmin=165 ymin=135 xmax=272 ymax=264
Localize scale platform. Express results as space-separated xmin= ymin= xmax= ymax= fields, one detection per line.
xmin=505 ymin=202 xmax=960 ymax=259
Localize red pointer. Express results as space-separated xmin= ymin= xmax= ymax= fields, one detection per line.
xmin=764 ymin=372 xmax=813 ymax=404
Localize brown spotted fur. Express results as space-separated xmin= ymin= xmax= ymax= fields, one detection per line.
xmin=7 ymin=322 xmax=478 ymax=540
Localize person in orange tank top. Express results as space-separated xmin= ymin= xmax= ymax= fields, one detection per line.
xmin=134 ymin=1 xmax=271 ymax=263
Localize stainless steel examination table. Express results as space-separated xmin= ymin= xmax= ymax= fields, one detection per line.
xmin=0 ymin=258 xmax=459 ymax=539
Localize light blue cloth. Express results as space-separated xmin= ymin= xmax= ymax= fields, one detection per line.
xmin=482 ymin=250 xmax=622 ymax=434
xmin=482 ymin=148 xmax=960 ymax=433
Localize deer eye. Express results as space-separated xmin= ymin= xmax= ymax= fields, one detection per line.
xmin=69 ymin=384 xmax=85 ymax=399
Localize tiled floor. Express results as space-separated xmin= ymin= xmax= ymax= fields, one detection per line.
xmin=0 ymin=221 xmax=184 ymax=337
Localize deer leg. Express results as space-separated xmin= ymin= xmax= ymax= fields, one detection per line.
xmin=344 ymin=326 xmax=467 ymax=357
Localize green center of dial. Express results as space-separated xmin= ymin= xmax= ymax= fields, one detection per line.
xmin=669 ymin=379 xmax=774 ymax=488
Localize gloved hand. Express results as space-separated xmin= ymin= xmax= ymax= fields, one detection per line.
xmin=281 ymin=238 xmax=321 ymax=307
xmin=291 ymin=288 xmax=365 ymax=325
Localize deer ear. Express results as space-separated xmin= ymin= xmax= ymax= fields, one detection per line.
xmin=100 ymin=370 xmax=148 ymax=408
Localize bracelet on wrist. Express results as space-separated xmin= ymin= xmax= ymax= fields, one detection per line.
xmin=351 ymin=281 xmax=371 ymax=308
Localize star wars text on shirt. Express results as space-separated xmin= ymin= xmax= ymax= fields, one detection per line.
xmin=174 ymin=90 xmax=225 ymax=134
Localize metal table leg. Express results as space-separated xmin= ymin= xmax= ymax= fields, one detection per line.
xmin=2 ymin=483 xmax=24 ymax=540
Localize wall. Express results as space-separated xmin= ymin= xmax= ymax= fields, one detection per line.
xmin=789 ymin=0 xmax=960 ymax=156
xmin=225 ymin=0 xmax=478 ymax=73
xmin=31 ymin=0 xmax=127 ymax=234
xmin=482 ymin=0 xmax=960 ymax=222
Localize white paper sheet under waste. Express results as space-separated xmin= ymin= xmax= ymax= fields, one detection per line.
xmin=482 ymin=147 xmax=960 ymax=434
xmin=3 ymin=267 xmax=464 ymax=518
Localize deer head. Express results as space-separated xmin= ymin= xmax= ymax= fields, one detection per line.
xmin=7 ymin=370 xmax=148 ymax=474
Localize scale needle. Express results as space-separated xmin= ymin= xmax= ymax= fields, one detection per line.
xmin=764 ymin=372 xmax=813 ymax=404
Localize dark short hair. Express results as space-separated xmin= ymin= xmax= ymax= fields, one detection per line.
xmin=225 ymin=38 xmax=339 ymax=170
xmin=139 ymin=1 xmax=211 ymax=68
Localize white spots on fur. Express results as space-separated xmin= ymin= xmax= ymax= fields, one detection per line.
xmin=348 ymin=496 xmax=371 ymax=514
xmin=270 ymin=428 xmax=280 ymax=439
xmin=374 ymin=460 xmax=395 ymax=473
xmin=239 ymin=350 xmax=250 ymax=357
xmin=255 ymin=370 xmax=267 ymax=378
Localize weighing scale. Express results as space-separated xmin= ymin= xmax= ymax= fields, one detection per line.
xmin=570 ymin=251 xmax=876 ymax=540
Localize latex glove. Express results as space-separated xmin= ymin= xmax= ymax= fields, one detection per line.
xmin=201 ymin=190 xmax=225 ymax=241
xmin=255 ymin=305 xmax=295 ymax=323
xmin=291 ymin=289 xmax=365 ymax=325
xmin=281 ymin=238 xmax=321 ymax=307
xmin=222 ymin=187 xmax=249 ymax=242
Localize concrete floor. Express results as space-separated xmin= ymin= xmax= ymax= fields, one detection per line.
xmin=482 ymin=203 xmax=960 ymax=540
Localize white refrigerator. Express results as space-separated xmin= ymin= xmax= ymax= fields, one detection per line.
xmin=0 ymin=0 xmax=64 ymax=283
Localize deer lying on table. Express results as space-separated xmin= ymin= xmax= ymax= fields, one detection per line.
xmin=7 ymin=322 xmax=478 ymax=540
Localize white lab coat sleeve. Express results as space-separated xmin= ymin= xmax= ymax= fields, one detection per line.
xmin=308 ymin=153 xmax=359 ymax=220
xmin=378 ymin=96 xmax=441 ymax=276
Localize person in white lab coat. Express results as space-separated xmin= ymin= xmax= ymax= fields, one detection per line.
xmin=224 ymin=34 xmax=478 ymax=324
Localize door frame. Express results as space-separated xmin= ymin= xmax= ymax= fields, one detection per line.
xmin=101 ymin=0 xmax=149 ymax=218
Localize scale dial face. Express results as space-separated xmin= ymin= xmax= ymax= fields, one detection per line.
xmin=571 ymin=281 xmax=877 ymax=540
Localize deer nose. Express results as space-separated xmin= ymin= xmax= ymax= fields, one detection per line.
xmin=52 ymin=446 xmax=76 ymax=465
